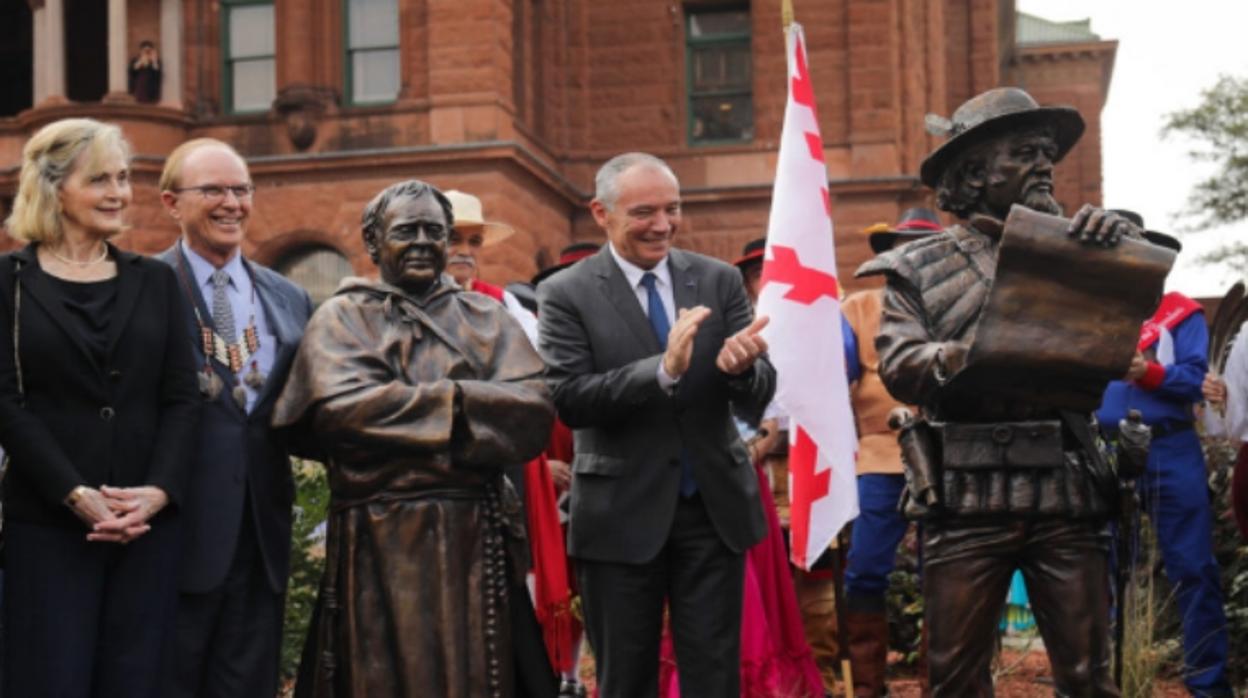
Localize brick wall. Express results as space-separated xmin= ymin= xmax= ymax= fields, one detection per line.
xmin=1 ymin=0 xmax=1116 ymax=291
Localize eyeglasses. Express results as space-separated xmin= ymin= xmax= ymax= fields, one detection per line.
xmin=173 ymin=183 xmax=255 ymax=201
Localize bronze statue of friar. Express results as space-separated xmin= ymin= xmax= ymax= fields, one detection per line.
xmin=273 ymin=180 xmax=557 ymax=698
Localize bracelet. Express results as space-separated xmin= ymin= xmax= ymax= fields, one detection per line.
xmin=64 ymin=485 xmax=90 ymax=508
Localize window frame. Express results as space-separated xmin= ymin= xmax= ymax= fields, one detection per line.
xmin=220 ymin=0 xmax=277 ymax=115
xmin=684 ymin=6 xmax=754 ymax=147
xmin=343 ymin=0 xmax=401 ymax=107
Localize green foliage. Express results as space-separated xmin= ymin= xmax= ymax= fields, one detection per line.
xmin=886 ymin=529 xmax=924 ymax=665
xmin=1163 ymin=75 xmax=1248 ymax=231
xmin=281 ymin=459 xmax=331 ymax=690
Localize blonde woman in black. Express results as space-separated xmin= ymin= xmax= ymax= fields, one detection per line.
xmin=0 ymin=118 xmax=199 ymax=697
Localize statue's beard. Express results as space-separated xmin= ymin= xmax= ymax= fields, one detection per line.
xmin=1020 ymin=182 xmax=1062 ymax=216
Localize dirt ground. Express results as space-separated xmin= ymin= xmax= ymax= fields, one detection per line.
xmin=578 ymin=648 xmax=1192 ymax=697
xmin=884 ymin=649 xmax=1189 ymax=698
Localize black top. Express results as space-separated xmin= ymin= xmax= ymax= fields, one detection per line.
xmin=0 ymin=244 xmax=200 ymax=528
xmin=42 ymin=271 xmax=118 ymax=369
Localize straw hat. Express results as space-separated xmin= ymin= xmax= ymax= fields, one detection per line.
xmin=444 ymin=190 xmax=516 ymax=246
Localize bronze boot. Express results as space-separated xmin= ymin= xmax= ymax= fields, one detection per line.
xmin=845 ymin=596 xmax=889 ymax=698
xmin=916 ymin=621 xmax=930 ymax=698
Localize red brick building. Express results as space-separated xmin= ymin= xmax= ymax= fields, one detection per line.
xmin=0 ymin=0 xmax=1115 ymax=299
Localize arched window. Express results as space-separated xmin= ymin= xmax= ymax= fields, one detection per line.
xmin=275 ymin=246 xmax=354 ymax=306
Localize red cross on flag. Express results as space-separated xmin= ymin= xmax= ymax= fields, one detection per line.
xmin=756 ymin=22 xmax=858 ymax=570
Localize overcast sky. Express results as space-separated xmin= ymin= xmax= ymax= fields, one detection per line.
xmin=1015 ymin=0 xmax=1248 ymax=298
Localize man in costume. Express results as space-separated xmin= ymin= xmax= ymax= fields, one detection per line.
xmin=537 ymin=152 xmax=775 ymax=697
xmin=272 ymin=179 xmax=555 ymax=698
xmin=1096 ymin=215 xmax=1231 ymax=698
xmin=841 ymin=209 xmax=941 ymax=697
xmin=858 ymin=87 xmax=1142 ymax=696
xmin=444 ymin=189 xmax=539 ymax=342
xmin=157 ymin=138 xmax=314 ymax=698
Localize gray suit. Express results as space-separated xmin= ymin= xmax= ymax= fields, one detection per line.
xmin=538 ymin=246 xmax=772 ymax=696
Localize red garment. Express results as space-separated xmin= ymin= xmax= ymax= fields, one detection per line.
xmin=1233 ymin=443 xmax=1248 ymax=541
xmin=524 ymin=453 xmax=577 ymax=672
xmin=1138 ymin=292 xmax=1202 ymax=351
xmin=469 ymin=278 xmax=506 ymax=301
xmin=547 ymin=418 xmax=574 ymax=464
xmin=659 ymin=461 xmax=824 ymax=697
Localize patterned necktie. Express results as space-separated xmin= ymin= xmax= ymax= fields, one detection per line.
xmin=640 ymin=272 xmax=697 ymax=497
xmin=211 ymin=269 xmax=237 ymax=344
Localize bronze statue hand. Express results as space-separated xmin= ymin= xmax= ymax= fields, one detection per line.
xmin=1066 ymin=204 xmax=1142 ymax=248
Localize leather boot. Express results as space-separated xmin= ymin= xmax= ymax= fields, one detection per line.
xmin=795 ymin=568 xmax=840 ymax=696
xmin=845 ymin=595 xmax=889 ymax=697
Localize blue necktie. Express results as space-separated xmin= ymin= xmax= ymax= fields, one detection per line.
xmin=640 ymin=272 xmax=697 ymax=497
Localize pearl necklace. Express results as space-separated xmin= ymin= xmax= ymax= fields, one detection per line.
xmin=48 ymin=244 xmax=109 ymax=267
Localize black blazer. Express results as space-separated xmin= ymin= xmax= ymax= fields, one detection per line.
xmin=537 ymin=247 xmax=773 ymax=565
xmin=157 ymin=246 xmax=313 ymax=594
xmin=0 ymin=244 xmax=200 ymax=528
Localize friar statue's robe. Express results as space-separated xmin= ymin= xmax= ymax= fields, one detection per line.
xmin=273 ymin=275 xmax=554 ymax=698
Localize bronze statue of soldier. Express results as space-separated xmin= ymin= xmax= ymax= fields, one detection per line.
xmin=274 ymin=180 xmax=556 ymax=698
xmin=858 ymin=88 xmax=1144 ymax=697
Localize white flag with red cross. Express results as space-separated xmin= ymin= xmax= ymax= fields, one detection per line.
xmin=756 ymin=22 xmax=859 ymax=570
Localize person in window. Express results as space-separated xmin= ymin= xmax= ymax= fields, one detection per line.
xmin=128 ymin=40 xmax=162 ymax=103
xmin=0 ymin=117 xmax=199 ymax=697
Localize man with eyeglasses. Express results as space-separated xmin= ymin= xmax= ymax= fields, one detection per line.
xmin=155 ymin=138 xmax=314 ymax=698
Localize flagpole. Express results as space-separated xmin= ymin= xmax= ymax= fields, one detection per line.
xmin=781 ymin=0 xmax=793 ymax=30
xmin=829 ymin=532 xmax=854 ymax=697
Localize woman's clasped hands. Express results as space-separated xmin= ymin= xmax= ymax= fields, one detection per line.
xmin=67 ymin=485 xmax=168 ymax=544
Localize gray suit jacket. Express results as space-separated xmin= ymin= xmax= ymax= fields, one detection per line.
xmin=157 ymin=246 xmax=314 ymax=593
xmin=537 ymin=247 xmax=772 ymax=564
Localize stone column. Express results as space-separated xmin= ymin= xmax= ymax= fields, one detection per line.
xmin=43 ymin=0 xmax=66 ymax=103
xmin=159 ymin=0 xmax=183 ymax=107
xmin=31 ymin=3 xmax=45 ymax=104
xmin=105 ymin=0 xmax=131 ymax=100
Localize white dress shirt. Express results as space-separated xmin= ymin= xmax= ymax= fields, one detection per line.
xmin=607 ymin=243 xmax=680 ymax=389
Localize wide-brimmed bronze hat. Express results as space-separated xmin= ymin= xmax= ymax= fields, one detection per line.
xmin=866 ymin=207 xmax=943 ymax=253
xmin=920 ymin=87 xmax=1085 ymax=188
xmin=531 ymin=242 xmax=601 ymax=285
xmin=1110 ymin=209 xmax=1182 ymax=253
xmin=444 ymin=190 xmax=516 ymax=246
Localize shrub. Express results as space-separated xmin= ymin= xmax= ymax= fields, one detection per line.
xmin=281 ymin=458 xmax=331 ymax=692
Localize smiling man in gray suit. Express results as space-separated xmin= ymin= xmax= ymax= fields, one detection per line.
xmin=156 ymin=138 xmax=313 ymax=698
xmin=537 ymin=152 xmax=774 ymax=697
